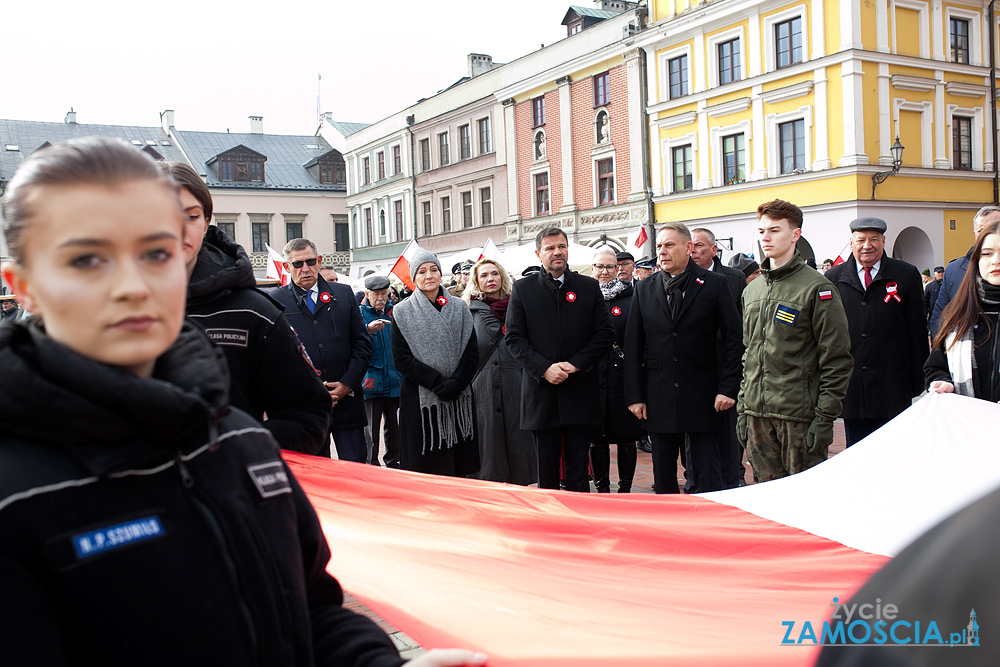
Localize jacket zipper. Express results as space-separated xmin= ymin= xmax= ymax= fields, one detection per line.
xmin=176 ymin=456 xmax=259 ymax=662
xmin=759 ymin=276 xmax=773 ymax=408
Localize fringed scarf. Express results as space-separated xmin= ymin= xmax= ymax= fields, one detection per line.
xmin=392 ymin=288 xmax=475 ymax=454
xmin=599 ymin=278 xmax=628 ymax=302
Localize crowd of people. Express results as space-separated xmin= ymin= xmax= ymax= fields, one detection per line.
xmin=2 ymin=137 xmax=999 ymax=663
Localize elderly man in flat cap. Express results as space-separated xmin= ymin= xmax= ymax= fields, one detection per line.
xmin=823 ymin=217 xmax=928 ymax=446
xmin=359 ymin=275 xmax=403 ymax=467
xmin=615 ymin=251 xmax=636 ymax=286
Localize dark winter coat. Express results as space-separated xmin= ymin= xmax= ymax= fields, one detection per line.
xmin=272 ymin=277 xmax=372 ymax=429
xmin=712 ymin=255 xmax=747 ymax=313
xmin=0 ymin=320 xmax=404 ymax=667
xmin=824 ymin=255 xmax=928 ymax=420
xmin=505 ymin=270 xmax=615 ymax=430
xmin=924 ymin=278 xmax=942 ymax=320
xmin=467 ymin=298 xmax=537 ymax=484
xmin=390 ymin=289 xmax=480 ymax=477
xmin=186 ymin=226 xmax=331 ymax=453
xmin=924 ymin=310 xmax=1000 ymax=402
xmin=595 ymin=284 xmax=644 ymax=443
xmin=624 ymin=262 xmax=743 ymax=434
xmin=929 ymin=249 xmax=972 ymax=335
xmin=359 ymin=301 xmax=401 ymax=399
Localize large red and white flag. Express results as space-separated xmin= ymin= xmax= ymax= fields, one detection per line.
xmin=286 ymin=394 xmax=1000 ymax=665
xmin=264 ymin=244 xmax=289 ymax=285
xmin=389 ymin=239 xmax=421 ymax=291
xmin=626 ymin=225 xmax=649 ymax=256
xmin=478 ymin=237 xmax=501 ymax=261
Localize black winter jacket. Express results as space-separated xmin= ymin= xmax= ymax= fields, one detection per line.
xmin=0 ymin=321 xmax=404 ymax=667
xmin=186 ymin=226 xmax=331 ymax=453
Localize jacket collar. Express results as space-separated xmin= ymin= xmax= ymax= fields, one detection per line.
xmin=760 ymin=250 xmax=806 ymax=283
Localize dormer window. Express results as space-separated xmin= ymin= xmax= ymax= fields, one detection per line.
xmin=306 ymin=148 xmax=346 ymax=185
xmin=212 ymin=145 xmax=266 ymax=183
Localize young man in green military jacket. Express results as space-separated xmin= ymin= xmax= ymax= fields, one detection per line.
xmin=737 ymin=199 xmax=853 ymax=481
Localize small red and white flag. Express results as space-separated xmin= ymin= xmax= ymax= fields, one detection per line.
xmin=389 ymin=239 xmax=422 ymax=291
xmin=265 ymin=244 xmax=289 ymax=286
xmin=832 ymin=243 xmax=851 ymax=266
xmin=819 ymin=289 xmax=833 ymax=300
xmin=626 ymin=226 xmax=649 ymax=254
xmin=478 ymin=238 xmax=502 ymax=261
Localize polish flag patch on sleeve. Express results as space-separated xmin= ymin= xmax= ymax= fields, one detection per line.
xmin=819 ymin=289 xmax=833 ymax=300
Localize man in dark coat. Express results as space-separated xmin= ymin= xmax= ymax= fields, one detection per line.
xmin=824 ymin=217 xmax=928 ymax=447
xmin=930 ymin=205 xmax=1000 ymax=335
xmin=923 ymin=266 xmax=943 ymax=321
xmin=624 ymin=223 xmax=743 ymax=494
xmin=272 ymin=238 xmax=372 ymax=462
xmin=691 ymin=227 xmax=748 ymax=488
xmin=506 ymin=227 xmax=615 ymax=492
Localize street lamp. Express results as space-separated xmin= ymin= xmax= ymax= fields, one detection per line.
xmin=871 ymin=136 xmax=905 ymax=199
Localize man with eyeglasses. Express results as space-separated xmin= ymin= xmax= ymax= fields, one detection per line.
xmin=615 ymin=252 xmax=636 ymax=286
xmin=272 ymin=238 xmax=372 ymax=462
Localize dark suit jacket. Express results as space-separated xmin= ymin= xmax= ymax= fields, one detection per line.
xmin=824 ymin=255 xmax=928 ymax=420
xmin=712 ymin=256 xmax=747 ymax=313
xmin=506 ymin=270 xmax=615 ymax=430
xmin=272 ymin=278 xmax=372 ymax=429
xmin=623 ymin=262 xmax=742 ymax=434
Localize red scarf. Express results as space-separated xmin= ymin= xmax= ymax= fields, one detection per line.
xmin=481 ymin=295 xmax=510 ymax=323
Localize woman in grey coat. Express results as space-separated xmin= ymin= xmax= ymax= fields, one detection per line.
xmin=463 ymin=259 xmax=537 ymax=485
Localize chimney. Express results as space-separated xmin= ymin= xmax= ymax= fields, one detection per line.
xmin=64 ymin=108 xmax=77 ymax=124
xmin=467 ymin=54 xmax=494 ymax=78
xmin=160 ymin=109 xmax=175 ymax=131
xmin=249 ymin=116 xmax=263 ymax=134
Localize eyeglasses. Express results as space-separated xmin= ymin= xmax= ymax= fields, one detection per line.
xmin=616 ymin=262 xmax=634 ymax=267
xmin=289 ymin=258 xmax=318 ymax=268
xmin=593 ymin=264 xmax=617 ymax=272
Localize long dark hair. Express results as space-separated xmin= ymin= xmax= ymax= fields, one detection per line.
xmin=933 ymin=219 xmax=1000 ymax=350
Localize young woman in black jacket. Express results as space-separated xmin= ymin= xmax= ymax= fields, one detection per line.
xmin=0 ymin=138 xmax=484 ymax=667
xmin=925 ymin=219 xmax=1000 ymax=402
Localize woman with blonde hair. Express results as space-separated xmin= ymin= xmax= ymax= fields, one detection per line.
xmin=463 ymin=258 xmax=537 ymax=484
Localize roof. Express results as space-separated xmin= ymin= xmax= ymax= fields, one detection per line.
xmin=562 ymin=5 xmax=623 ymax=23
xmin=170 ymin=130 xmax=343 ymax=191
xmin=325 ymin=119 xmax=371 ymax=137
xmin=0 ymin=118 xmax=187 ymax=184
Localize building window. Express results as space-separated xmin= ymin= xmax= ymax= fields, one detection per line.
xmin=951 ymin=18 xmax=970 ymax=64
xmin=668 ymin=55 xmax=688 ymax=99
xmin=319 ymin=163 xmax=334 ymax=184
xmin=364 ymin=209 xmax=373 ymax=246
xmin=362 ymin=156 xmax=370 ymax=185
xmin=439 ymin=132 xmax=450 ymax=167
xmin=532 ymin=97 xmax=546 ymax=128
xmin=722 ymin=134 xmax=746 ymax=184
xmin=285 ymin=221 xmax=303 ymax=243
xmin=252 ymin=222 xmax=269 ymax=253
xmin=598 ymin=158 xmax=615 ymax=204
xmin=478 ymin=117 xmax=491 ymax=154
xmin=441 ymin=197 xmax=452 ymax=232
xmin=335 ymin=162 xmax=346 ymax=184
xmin=480 ymin=187 xmax=492 ymax=226
xmin=779 ymin=119 xmax=805 ymax=173
xmin=535 ymin=172 xmax=550 ymax=215
xmin=460 ymin=124 xmax=471 ymax=160
xmin=377 ymin=151 xmax=385 ymax=180
xmin=216 ymin=221 xmax=236 ymax=241
xmin=335 ymin=221 xmax=349 ymax=250
xmin=422 ymin=201 xmax=432 ymax=236
xmin=394 ymin=200 xmax=404 ymax=239
xmin=461 ymin=191 xmax=473 ymax=228
xmin=672 ymin=145 xmax=693 ymax=192
xmin=219 ymin=156 xmax=265 ymax=183
xmin=420 ymin=139 xmax=430 ymax=171
xmin=953 ymin=116 xmax=973 ymax=169
xmin=379 ymin=210 xmax=386 ymax=238
xmin=393 ymin=145 xmax=401 ymax=174
xmin=594 ymin=71 xmax=610 ymax=107
xmin=219 ymin=160 xmax=233 ymax=181
xmin=775 ymin=17 xmax=803 ymax=69
xmin=718 ymin=38 xmax=741 ymax=84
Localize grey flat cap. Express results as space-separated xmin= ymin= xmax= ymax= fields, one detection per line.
xmin=850 ymin=216 xmax=888 ymax=233
xmin=365 ymin=275 xmax=391 ymax=291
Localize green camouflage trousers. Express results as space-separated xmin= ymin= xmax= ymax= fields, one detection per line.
xmin=746 ymin=415 xmax=828 ymax=482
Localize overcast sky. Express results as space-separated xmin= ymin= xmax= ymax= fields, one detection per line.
xmin=2 ymin=0 xmax=579 ymax=136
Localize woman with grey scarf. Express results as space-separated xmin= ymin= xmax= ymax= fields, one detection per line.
xmin=391 ymin=249 xmax=481 ymax=477
xmin=925 ymin=219 xmax=1000 ymax=402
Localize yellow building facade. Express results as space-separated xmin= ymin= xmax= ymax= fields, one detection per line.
xmin=637 ymin=0 xmax=998 ymax=270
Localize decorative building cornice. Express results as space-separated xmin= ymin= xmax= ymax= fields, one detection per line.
xmin=890 ymin=75 xmax=938 ymax=93
xmin=706 ymin=97 xmax=752 ymax=118
xmin=758 ymin=81 xmax=814 ymax=105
